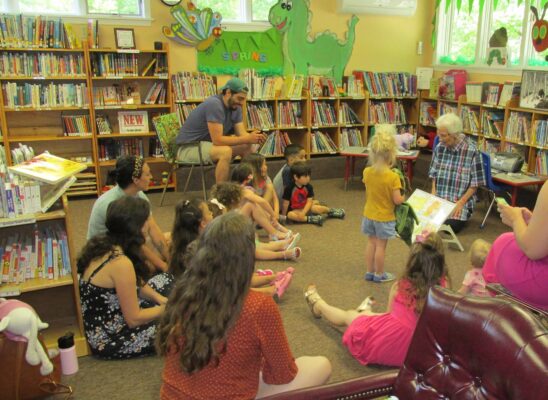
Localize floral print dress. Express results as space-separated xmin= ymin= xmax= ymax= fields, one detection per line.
xmin=79 ymin=252 xmax=170 ymax=359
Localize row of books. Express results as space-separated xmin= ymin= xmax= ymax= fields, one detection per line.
xmin=277 ymin=101 xmax=304 ymax=127
xmin=340 ymin=128 xmax=364 ymax=148
xmin=283 ymin=75 xmax=304 ymax=98
xmin=534 ymin=120 xmax=548 ymax=148
xmin=2 ymin=82 xmax=88 ymax=108
xmin=246 ymin=102 xmax=275 ymax=130
xmin=535 ymin=151 xmax=547 ymax=176
xmin=90 ymin=53 xmax=167 ymax=78
xmin=175 ymin=103 xmax=197 ymax=125
xmin=465 ymin=81 xmax=520 ymax=106
xmin=420 ymin=101 xmax=437 ymax=125
xmin=311 ymin=130 xmax=337 ymax=153
xmin=87 ymin=19 xmax=99 ymax=49
xmin=353 ymin=71 xmax=417 ymax=97
xmin=505 ymin=112 xmax=531 ymax=144
xmin=306 ymin=75 xmax=337 ymax=98
xmin=339 ymin=103 xmax=362 ymax=125
xmin=0 ymin=174 xmax=43 ymax=218
xmin=172 ymin=72 xmax=216 ymax=101
xmin=1 ymin=226 xmax=71 ymax=284
xmin=0 ymin=15 xmax=81 ymax=49
xmin=311 ymin=101 xmax=337 ymax=126
xmin=96 ymin=115 xmax=112 ymax=134
xmin=92 ymin=82 xmax=166 ymax=107
xmin=344 ymin=75 xmax=365 ymax=97
xmin=481 ymin=110 xmax=505 ymax=138
xmin=239 ymin=69 xmax=277 ymax=99
xmin=62 ymin=115 xmax=92 ymax=136
xmin=257 ymin=131 xmax=292 ymax=156
xmin=368 ymin=101 xmax=408 ymax=124
xmin=0 ymin=52 xmax=86 ymax=77
xmin=460 ymin=106 xmax=480 ymax=134
xmin=9 ymin=143 xmax=34 ymax=166
xmin=98 ymin=138 xmax=145 ymax=161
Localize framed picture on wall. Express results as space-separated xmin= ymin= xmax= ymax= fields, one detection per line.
xmin=114 ymin=28 xmax=136 ymax=49
xmin=519 ymin=69 xmax=548 ymax=110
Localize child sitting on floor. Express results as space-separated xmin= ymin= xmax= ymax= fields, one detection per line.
xmin=273 ymin=144 xmax=307 ymax=206
xmin=211 ymin=182 xmax=301 ymax=262
xmin=231 ymin=163 xmax=293 ymax=241
xmin=458 ymin=239 xmax=491 ymax=297
xmin=282 ymin=162 xmax=345 ymax=227
xmin=243 ymin=152 xmax=280 ymax=220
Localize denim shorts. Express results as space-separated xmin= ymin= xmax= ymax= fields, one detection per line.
xmin=361 ymin=217 xmax=396 ymax=240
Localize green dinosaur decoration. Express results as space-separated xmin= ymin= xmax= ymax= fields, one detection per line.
xmin=268 ymin=0 xmax=358 ymax=85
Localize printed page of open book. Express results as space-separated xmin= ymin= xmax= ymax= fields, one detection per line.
xmin=8 ymin=153 xmax=87 ymax=185
xmin=407 ymin=189 xmax=456 ymax=241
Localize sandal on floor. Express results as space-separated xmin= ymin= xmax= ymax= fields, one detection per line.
xmin=357 ymin=296 xmax=376 ymax=312
xmin=304 ymin=284 xmax=322 ymax=319
xmin=273 ymin=272 xmax=293 ymax=299
xmin=284 ymin=247 xmax=301 ymax=261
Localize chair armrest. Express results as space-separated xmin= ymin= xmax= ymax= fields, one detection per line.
xmin=262 ymin=370 xmax=398 ymax=400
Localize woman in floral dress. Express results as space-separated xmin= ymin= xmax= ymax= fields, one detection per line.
xmin=78 ymin=196 xmax=169 ymax=359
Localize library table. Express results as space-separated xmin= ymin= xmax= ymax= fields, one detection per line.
xmin=492 ymin=172 xmax=546 ymax=206
xmin=340 ymin=146 xmax=419 ymax=190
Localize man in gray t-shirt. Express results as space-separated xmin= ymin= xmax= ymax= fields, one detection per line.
xmin=175 ymin=78 xmax=266 ymax=182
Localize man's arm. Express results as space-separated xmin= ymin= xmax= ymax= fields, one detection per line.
xmin=208 ymin=122 xmax=265 ymax=146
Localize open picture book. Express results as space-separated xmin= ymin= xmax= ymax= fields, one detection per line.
xmin=406 ymin=189 xmax=456 ymax=241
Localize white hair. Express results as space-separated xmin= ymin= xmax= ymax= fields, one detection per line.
xmin=435 ymin=113 xmax=463 ymax=136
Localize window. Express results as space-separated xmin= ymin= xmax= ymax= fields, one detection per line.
xmin=1 ymin=0 xmax=149 ymax=21
xmin=435 ymin=0 xmax=548 ymax=69
xmin=195 ymin=0 xmax=278 ymax=23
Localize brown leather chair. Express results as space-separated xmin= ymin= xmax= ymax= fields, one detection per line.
xmin=264 ymin=287 xmax=548 ymax=399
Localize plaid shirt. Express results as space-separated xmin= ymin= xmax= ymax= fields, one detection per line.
xmin=429 ymin=135 xmax=485 ymax=221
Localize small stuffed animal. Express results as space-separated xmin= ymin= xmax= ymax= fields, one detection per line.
xmin=0 ymin=298 xmax=53 ymax=375
xmin=395 ymin=132 xmax=415 ymax=150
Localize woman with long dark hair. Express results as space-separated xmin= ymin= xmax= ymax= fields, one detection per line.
xmin=157 ymin=212 xmax=331 ymax=399
xmin=78 ymin=196 xmax=167 ymax=359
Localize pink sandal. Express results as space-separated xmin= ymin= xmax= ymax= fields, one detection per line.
xmin=273 ymin=272 xmax=293 ymax=299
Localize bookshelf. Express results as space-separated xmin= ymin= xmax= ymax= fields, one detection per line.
xmin=88 ymin=45 xmax=174 ymax=191
xmin=0 ymin=196 xmax=88 ymax=356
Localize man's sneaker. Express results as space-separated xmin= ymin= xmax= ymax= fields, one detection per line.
xmin=328 ymin=208 xmax=346 ymax=219
xmin=373 ymin=272 xmax=396 ymax=283
xmin=364 ymin=272 xmax=375 ymax=281
xmin=307 ymin=215 xmax=324 ymax=226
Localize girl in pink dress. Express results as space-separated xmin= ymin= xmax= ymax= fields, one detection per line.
xmin=304 ymin=233 xmax=448 ymax=367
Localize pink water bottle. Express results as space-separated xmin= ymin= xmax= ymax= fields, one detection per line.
xmin=58 ymin=332 xmax=79 ymax=375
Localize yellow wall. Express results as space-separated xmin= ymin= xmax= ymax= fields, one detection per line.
xmin=83 ymin=0 xmax=434 ymax=81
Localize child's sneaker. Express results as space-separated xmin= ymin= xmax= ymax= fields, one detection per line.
xmin=328 ymin=208 xmax=345 ymax=219
xmin=307 ymin=215 xmax=324 ymax=226
xmin=364 ymin=272 xmax=375 ymax=281
xmin=256 ymin=269 xmax=274 ymax=276
xmin=373 ymin=272 xmax=395 ymax=283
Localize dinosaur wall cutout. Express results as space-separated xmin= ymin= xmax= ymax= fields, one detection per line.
xmin=268 ymin=0 xmax=358 ymax=84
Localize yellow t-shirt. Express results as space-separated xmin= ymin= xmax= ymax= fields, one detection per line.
xmin=362 ymin=167 xmax=402 ymax=221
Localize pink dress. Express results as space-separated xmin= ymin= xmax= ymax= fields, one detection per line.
xmin=483 ymin=232 xmax=548 ymax=310
xmin=462 ymin=268 xmax=489 ymax=297
xmin=342 ymin=280 xmax=422 ymax=367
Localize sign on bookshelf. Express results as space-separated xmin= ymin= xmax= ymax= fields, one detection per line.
xmin=118 ymin=111 xmax=149 ymax=134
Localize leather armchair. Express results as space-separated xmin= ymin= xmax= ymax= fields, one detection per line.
xmin=265 ymin=287 xmax=548 ymax=399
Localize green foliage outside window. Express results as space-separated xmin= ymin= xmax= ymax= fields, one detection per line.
xmin=87 ymin=0 xmax=141 ymax=15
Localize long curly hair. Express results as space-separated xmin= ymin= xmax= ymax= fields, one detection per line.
xmin=169 ymin=198 xmax=205 ymax=278
xmin=77 ymin=196 xmax=151 ymax=285
xmin=401 ymin=233 xmax=448 ymax=314
xmin=156 ymin=212 xmax=256 ymax=374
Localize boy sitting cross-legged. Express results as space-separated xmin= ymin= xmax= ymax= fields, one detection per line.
xmin=282 ymin=162 xmax=345 ymax=226
xmin=273 ymin=144 xmax=307 ymax=205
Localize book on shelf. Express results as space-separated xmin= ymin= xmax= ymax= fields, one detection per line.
xmin=438 ymin=70 xmax=466 ymax=100
xmin=416 ymin=67 xmax=433 ymax=91
xmin=144 ymin=82 xmax=166 ymax=104
xmin=258 ymin=131 xmax=291 ymax=156
xmin=498 ymin=81 xmax=521 ymax=107
xmin=465 ymin=82 xmax=482 ymax=103
xmin=118 ymin=111 xmax=149 ymax=134
xmin=429 ymin=78 xmax=439 ymax=98
xmin=62 ymin=115 xmax=92 ymax=136
xmin=283 ymin=75 xmax=304 ymax=98
xmin=87 ymin=19 xmax=99 ymax=49
xmin=140 ymin=58 xmax=157 ymax=76
xmin=8 ymin=153 xmax=86 ymax=185
xmin=344 ymin=75 xmax=364 ymax=97
xmin=39 ymin=175 xmax=76 ymax=213
xmin=353 ymin=71 xmax=417 ymax=97
xmin=121 ymin=81 xmax=142 ymax=105
xmin=0 ymin=15 xmax=81 ymax=49
xmin=172 ymin=72 xmax=217 ymax=100
xmin=96 ymin=115 xmax=112 ymax=134
xmin=10 ymin=144 xmax=35 ymax=165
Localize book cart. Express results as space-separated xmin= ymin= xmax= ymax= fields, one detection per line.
xmin=0 ymin=195 xmax=89 ymax=356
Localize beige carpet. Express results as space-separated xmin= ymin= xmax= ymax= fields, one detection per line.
xmin=61 ymin=171 xmax=515 ymax=399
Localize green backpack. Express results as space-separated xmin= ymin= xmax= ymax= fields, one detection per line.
xmin=392 ymin=168 xmax=418 ymax=247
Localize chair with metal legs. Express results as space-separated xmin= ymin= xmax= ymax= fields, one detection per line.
xmin=152 ymin=113 xmax=212 ymax=206
xmin=479 ymin=151 xmax=511 ymax=229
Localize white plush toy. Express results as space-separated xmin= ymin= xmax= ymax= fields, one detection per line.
xmin=395 ymin=132 xmax=415 ymax=150
xmin=0 ymin=298 xmax=53 ymax=375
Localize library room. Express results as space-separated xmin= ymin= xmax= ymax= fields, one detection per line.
xmin=0 ymin=0 xmax=547 ymax=399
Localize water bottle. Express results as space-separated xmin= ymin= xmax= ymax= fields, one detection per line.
xmin=57 ymin=332 xmax=78 ymax=375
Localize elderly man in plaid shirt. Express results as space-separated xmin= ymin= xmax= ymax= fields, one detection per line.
xmin=429 ymin=113 xmax=486 ymax=233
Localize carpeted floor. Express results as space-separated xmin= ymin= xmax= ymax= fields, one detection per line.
xmin=61 ymin=166 xmax=517 ymax=399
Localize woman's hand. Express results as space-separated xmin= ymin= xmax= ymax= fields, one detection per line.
xmin=497 ymin=203 xmax=524 ymax=228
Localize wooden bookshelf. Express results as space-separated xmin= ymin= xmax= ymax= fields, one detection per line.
xmin=0 ymin=196 xmax=88 ymax=356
